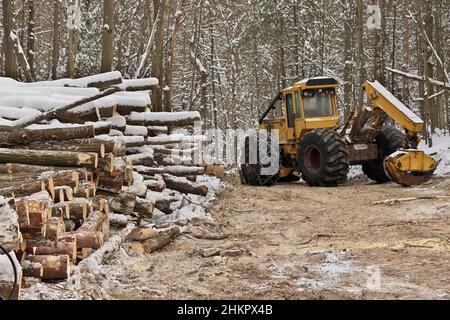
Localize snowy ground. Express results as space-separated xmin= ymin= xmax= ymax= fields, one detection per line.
xmin=420 ymin=133 xmax=450 ymax=176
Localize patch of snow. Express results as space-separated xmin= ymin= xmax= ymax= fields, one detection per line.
xmin=420 ymin=133 xmax=450 ymax=176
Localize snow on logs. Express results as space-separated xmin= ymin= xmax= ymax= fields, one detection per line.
xmin=126 ymin=111 xmax=201 ymax=127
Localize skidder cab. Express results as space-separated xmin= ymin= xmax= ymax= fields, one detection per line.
xmin=240 ymin=77 xmax=437 ymax=187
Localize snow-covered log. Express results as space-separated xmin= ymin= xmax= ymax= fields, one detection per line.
xmin=0 ymin=124 xmax=96 ymax=146
xmin=126 ymin=111 xmax=201 ymax=127
xmin=0 ymin=71 xmax=123 ymax=89
xmin=163 ymin=174 xmax=208 ymax=197
xmin=134 ymin=165 xmax=205 ymax=177
xmin=117 ymin=78 xmax=158 ymax=91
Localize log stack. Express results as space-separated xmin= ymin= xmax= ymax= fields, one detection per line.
xmin=0 ymin=71 xmax=224 ymax=300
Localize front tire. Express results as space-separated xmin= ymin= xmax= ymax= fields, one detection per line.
xmin=298 ymin=129 xmax=349 ymax=187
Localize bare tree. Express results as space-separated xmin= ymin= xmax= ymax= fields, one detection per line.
xmin=2 ymin=0 xmax=17 ymax=79
xmin=101 ymin=0 xmax=115 ymax=73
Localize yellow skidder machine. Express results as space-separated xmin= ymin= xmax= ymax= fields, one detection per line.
xmin=240 ymin=77 xmax=437 ymax=187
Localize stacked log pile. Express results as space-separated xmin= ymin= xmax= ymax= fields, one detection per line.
xmin=0 ymin=71 xmax=224 ymax=300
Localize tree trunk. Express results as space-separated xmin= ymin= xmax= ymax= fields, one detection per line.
xmin=27 ymin=0 xmax=36 ymax=79
xmin=101 ymin=0 xmax=115 ymax=73
xmin=67 ymin=0 xmax=79 ymax=78
xmin=163 ymin=174 xmax=208 ymax=196
xmin=0 ymin=126 xmax=96 ymax=146
xmin=26 ymin=255 xmax=70 ymax=280
xmin=164 ymin=0 xmax=184 ymax=112
xmin=52 ymin=0 xmax=60 ymax=80
xmin=151 ymin=0 xmax=167 ymax=112
xmin=0 ymin=149 xmax=98 ymax=169
xmin=22 ymin=261 xmax=43 ymax=278
xmin=59 ymin=231 xmax=104 ymax=250
xmin=2 ymin=0 xmax=17 ymax=79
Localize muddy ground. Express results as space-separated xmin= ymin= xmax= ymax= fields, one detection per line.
xmin=23 ymin=174 xmax=450 ymax=300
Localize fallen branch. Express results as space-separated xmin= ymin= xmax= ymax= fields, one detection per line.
xmin=373 ymin=195 xmax=450 ymax=205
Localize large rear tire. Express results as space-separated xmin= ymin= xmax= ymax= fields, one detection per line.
xmin=298 ymin=129 xmax=349 ymax=187
xmin=362 ymin=126 xmax=406 ymax=183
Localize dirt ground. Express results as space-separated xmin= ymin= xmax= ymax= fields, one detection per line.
xmin=23 ymin=174 xmax=450 ymax=300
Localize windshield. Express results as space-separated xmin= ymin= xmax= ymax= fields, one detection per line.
xmin=302 ymin=89 xmax=335 ymax=117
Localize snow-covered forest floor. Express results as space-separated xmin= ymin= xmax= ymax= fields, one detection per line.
xmin=21 ymin=172 xmax=450 ymax=300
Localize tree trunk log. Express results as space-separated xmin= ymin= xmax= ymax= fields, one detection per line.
xmin=134 ymin=197 xmax=155 ymax=218
xmin=100 ymin=191 xmax=137 ymax=215
xmin=0 ymin=148 xmax=98 ymax=169
xmin=22 ymin=261 xmax=43 ymax=279
xmin=130 ymin=228 xmax=157 ymax=242
xmin=58 ymin=231 xmax=104 ymax=250
xmin=134 ymin=165 xmax=205 ymax=177
xmin=26 ymin=239 xmax=77 ymax=262
xmin=0 ymin=126 xmax=96 ymax=146
xmin=126 ymin=112 xmax=200 ymax=127
xmin=163 ymin=174 xmax=208 ymax=196
xmin=26 ymin=255 xmax=70 ymax=280
xmin=140 ymin=227 xmax=180 ymax=254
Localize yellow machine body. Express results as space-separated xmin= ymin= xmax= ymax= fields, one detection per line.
xmin=256 ymin=77 xmax=437 ymax=186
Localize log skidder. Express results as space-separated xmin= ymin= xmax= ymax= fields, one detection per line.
xmin=240 ymin=77 xmax=437 ymax=188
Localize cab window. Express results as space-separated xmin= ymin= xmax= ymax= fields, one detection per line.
xmin=285 ymin=93 xmax=295 ymax=128
xmin=302 ymin=88 xmax=335 ymax=118
xmin=295 ymin=91 xmax=302 ymax=118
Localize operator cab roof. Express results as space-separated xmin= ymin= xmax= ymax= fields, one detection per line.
xmin=282 ymin=77 xmax=338 ymax=93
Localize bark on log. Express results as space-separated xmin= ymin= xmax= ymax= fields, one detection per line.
xmin=126 ymin=112 xmax=200 ymax=127
xmin=58 ymin=231 xmax=104 ymax=250
xmin=22 ymin=261 xmax=43 ymax=279
xmin=97 ymin=153 xmax=115 ymax=174
xmin=134 ymin=198 xmax=155 ymax=218
xmin=26 ymin=240 xmax=77 ymax=262
xmin=91 ymin=196 xmax=110 ymax=215
xmin=100 ymin=191 xmax=137 ymax=215
xmin=144 ymin=179 xmax=166 ymax=192
xmin=148 ymin=126 xmax=168 ymax=137
xmin=163 ymin=174 xmax=208 ymax=196
xmin=130 ymin=228 xmax=157 ymax=242
xmin=26 ymin=255 xmax=70 ymax=280
xmin=110 ymin=214 xmax=128 ymax=227
xmin=74 ymin=182 xmax=97 ymax=199
xmin=139 ymin=227 xmax=180 ymax=254
xmin=134 ymin=165 xmax=205 ymax=177
xmin=44 ymin=217 xmax=66 ymax=240
xmin=0 ymin=125 xmax=96 ymax=146
xmin=97 ymin=173 xmax=124 ymax=194
xmin=21 ymin=142 xmax=106 ymax=158
xmin=0 ymin=149 xmax=98 ymax=169
xmin=78 ymin=211 xmax=108 ymax=233
xmin=77 ymin=224 xmax=133 ymax=270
